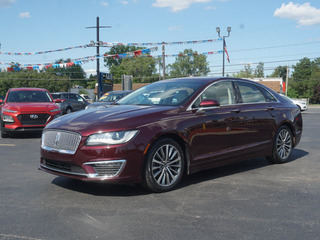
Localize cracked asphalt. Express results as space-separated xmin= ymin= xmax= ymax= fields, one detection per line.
xmin=0 ymin=107 xmax=319 ymax=240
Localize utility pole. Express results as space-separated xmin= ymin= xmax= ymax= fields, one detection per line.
xmin=216 ymin=27 xmax=231 ymax=76
xmin=86 ymin=17 xmax=111 ymax=99
xmin=286 ymin=64 xmax=289 ymax=96
xmin=162 ymin=42 xmax=165 ymax=80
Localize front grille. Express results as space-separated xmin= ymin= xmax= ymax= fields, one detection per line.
xmin=43 ymin=159 xmax=86 ymax=175
xmin=42 ymin=130 xmax=81 ymax=154
xmin=85 ymin=160 xmax=126 ymax=177
xmin=18 ymin=114 xmax=50 ymax=126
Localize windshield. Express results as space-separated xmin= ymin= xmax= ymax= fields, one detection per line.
xmin=116 ymin=81 xmax=203 ymax=106
xmin=100 ymin=92 xmax=127 ymax=102
xmin=7 ymin=90 xmax=52 ymax=103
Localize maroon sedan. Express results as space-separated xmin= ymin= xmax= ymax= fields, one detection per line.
xmin=1 ymin=88 xmax=61 ymax=138
xmin=39 ymin=77 xmax=302 ymax=192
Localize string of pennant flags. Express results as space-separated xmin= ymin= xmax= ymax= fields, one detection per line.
xmin=100 ymin=38 xmax=222 ymax=47
xmin=0 ymin=38 xmax=224 ymax=72
xmin=0 ymin=46 xmax=223 ymax=72
xmin=0 ymin=38 xmax=222 ymax=56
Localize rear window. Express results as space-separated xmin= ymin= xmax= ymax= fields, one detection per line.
xmin=7 ymin=91 xmax=52 ymax=103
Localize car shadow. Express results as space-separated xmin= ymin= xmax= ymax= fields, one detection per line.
xmin=51 ymin=149 xmax=309 ymax=196
xmin=180 ymin=148 xmax=309 ymax=189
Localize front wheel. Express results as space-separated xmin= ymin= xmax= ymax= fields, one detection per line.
xmin=142 ymin=138 xmax=185 ymax=192
xmin=1 ymin=120 xmax=9 ymax=138
xmin=267 ymin=125 xmax=293 ymax=164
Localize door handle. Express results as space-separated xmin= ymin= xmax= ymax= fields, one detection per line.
xmin=230 ymin=109 xmax=240 ymax=114
xmin=267 ymin=106 xmax=275 ymax=111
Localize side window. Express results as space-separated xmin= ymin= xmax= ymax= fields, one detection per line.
xmin=76 ymin=95 xmax=84 ymax=102
xmin=192 ymin=81 xmax=235 ymax=108
xmin=238 ymin=82 xmax=266 ymax=103
xmin=259 ymin=87 xmax=277 ymax=102
xmin=69 ymin=94 xmax=77 ymax=100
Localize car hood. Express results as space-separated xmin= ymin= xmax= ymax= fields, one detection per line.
xmin=87 ymin=102 xmax=112 ymax=108
xmin=3 ymin=102 xmax=59 ymax=113
xmin=45 ymin=105 xmax=179 ymax=136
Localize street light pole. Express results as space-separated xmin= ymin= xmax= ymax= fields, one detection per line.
xmin=86 ymin=17 xmax=111 ymax=99
xmin=216 ymin=27 xmax=231 ymax=77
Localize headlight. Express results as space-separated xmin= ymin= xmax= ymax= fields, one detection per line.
xmin=86 ymin=130 xmax=138 ymax=146
xmin=2 ymin=114 xmax=15 ymax=123
xmin=50 ymin=108 xmax=60 ymax=112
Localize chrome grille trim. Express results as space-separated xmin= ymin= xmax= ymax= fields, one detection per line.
xmin=40 ymin=163 xmax=88 ymax=177
xmin=41 ymin=130 xmax=81 ymax=154
xmin=84 ymin=160 xmax=126 ymax=178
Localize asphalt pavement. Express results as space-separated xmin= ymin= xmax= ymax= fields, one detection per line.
xmin=0 ymin=107 xmax=319 ymax=240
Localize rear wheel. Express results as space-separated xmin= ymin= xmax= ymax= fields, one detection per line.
xmin=66 ymin=107 xmax=72 ymax=114
xmin=267 ymin=125 xmax=293 ymax=164
xmin=143 ymin=138 xmax=185 ymax=192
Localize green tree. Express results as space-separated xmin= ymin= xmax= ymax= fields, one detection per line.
xmin=289 ymin=57 xmax=320 ymax=101
xmin=233 ymin=64 xmax=253 ymax=78
xmin=270 ymin=66 xmax=287 ymax=81
xmin=254 ymin=62 xmax=264 ymax=78
xmin=104 ymin=46 xmax=140 ymax=69
xmin=168 ymin=49 xmax=210 ymax=78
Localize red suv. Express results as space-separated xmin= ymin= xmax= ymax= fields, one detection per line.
xmin=0 ymin=88 xmax=61 ymax=138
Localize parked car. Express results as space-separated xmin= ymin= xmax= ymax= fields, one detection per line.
xmin=0 ymin=88 xmax=61 ymax=138
xmin=281 ymin=95 xmax=308 ymax=111
xmin=51 ymin=92 xmax=89 ymax=114
xmin=39 ymin=77 xmax=303 ymax=192
xmin=80 ymin=94 xmax=93 ymax=103
xmin=86 ymin=90 xmax=132 ymax=109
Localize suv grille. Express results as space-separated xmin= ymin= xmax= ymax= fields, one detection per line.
xmin=18 ymin=114 xmax=50 ymax=126
xmin=41 ymin=130 xmax=81 ymax=154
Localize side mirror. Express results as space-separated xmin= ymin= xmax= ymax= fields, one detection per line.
xmin=54 ymin=99 xmax=63 ymax=103
xmin=199 ymin=99 xmax=220 ymax=108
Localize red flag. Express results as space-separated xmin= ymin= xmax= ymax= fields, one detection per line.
xmin=224 ymin=39 xmax=230 ymax=63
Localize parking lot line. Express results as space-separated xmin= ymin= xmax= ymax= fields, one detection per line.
xmin=0 ymin=144 xmax=16 ymax=147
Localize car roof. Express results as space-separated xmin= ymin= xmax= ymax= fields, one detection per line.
xmin=10 ymin=87 xmax=48 ymax=92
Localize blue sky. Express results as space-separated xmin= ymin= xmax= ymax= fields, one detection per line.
xmin=0 ymin=0 xmax=320 ymax=77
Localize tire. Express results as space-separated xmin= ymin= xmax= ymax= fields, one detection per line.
xmin=66 ymin=107 xmax=72 ymax=114
xmin=267 ymin=125 xmax=293 ymax=164
xmin=142 ymin=138 xmax=185 ymax=193
xmin=1 ymin=120 xmax=9 ymax=138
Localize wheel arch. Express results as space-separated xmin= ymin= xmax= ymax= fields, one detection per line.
xmin=143 ymin=132 xmax=191 ymax=175
xmin=280 ymin=122 xmax=296 ymax=147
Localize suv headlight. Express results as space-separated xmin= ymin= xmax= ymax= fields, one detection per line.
xmin=2 ymin=114 xmax=15 ymax=123
xmin=86 ymin=130 xmax=138 ymax=146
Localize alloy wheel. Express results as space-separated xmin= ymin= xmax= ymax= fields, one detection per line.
xmin=151 ymin=144 xmax=182 ymax=187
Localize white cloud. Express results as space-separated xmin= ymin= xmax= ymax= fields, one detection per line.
xmin=101 ymin=1 xmax=109 ymax=7
xmin=152 ymin=0 xmax=212 ymax=12
xmin=120 ymin=1 xmax=129 ymax=5
xmin=19 ymin=12 xmax=31 ymax=18
xmin=274 ymin=2 xmax=320 ymax=26
xmin=0 ymin=0 xmax=15 ymax=7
